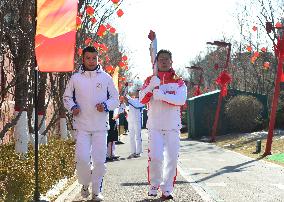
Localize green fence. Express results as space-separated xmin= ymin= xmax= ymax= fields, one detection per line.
xmin=187 ymin=89 xmax=268 ymax=139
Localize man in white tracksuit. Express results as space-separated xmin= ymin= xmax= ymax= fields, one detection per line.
xmin=63 ymin=46 xmax=119 ymax=201
xmin=139 ymin=49 xmax=187 ymax=200
xmin=125 ymin=89 xmax=144 ymax=158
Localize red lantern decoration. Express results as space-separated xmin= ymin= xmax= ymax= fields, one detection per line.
xmin=84 ymin=37 xmax=92 ymax=45
xmin=275 ymin=22 xmax=282 ymax=29
xmin=76 ymin=16 xmax=82 ymax=28
xmin=261 ymin=47 xmax=267 ymax=52
xmin=97 ymin=24 xmax=107 ymax=37
xmin=253 ymin=51 xmax=260 ymax=57
xmin=119 ymin=61 xmax=125 ymax=67
xmin=122 ymin=55 xmax=128 ymax=61
xmin=100 ymin=43 xmax=108 ymax=52
xmin=105 ymin=65 xmax=114 ymax=72
xmin=86 ymin=6 xmax=94 ymax=16
xmin=251 ymin=56 xmax=257 ymax=64
xmin=105 ymin=56 xmax=110 ymax=63
xmin=77 ymin=48 xmax=83 ymax=56
xmin=109 ymin=27 xmax=116 ymax=34
xmin=117 ymin=9 xmax=124 ymax=17
xmin=246 ymin=45 xmax=252 ymax=52
xmin=252 ymin=26 xmax=257 ymax=31
xmin=215 ymin=70 xmax=232 ymax=96
xmin=193 ymin=86 xmax=201 ymax=96
xmin=213 ymin=63 xmax=219 ymax=70
xmin=106 ymin=23 xmax=111 ymax=29
xmin=93 ymin=42 xmax=100 ymax=49
xmin=263 ymin=62 xmax=270 ymax=69
xmin=111 ymin=0 xmax=120 ymax=3
xmin=91 ymin=17 xmax=97 ymax=24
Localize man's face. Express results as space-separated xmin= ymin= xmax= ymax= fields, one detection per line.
xmin=157 ymin=53 xmax=172 ymax=72
xmin=83 ymin=52 xmax=98 ymax=70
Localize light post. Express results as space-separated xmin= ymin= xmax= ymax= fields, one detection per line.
xmin=263 ymin=20 xmax=284 ymax=156
xmin=206 ymin=41 xmax=231 ymax=142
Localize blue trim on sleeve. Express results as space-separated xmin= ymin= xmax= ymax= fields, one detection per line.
xmin=71 ymin=104 xmax=79 ymax=111
xmin=128 ymin=101 xmax=144 ymax=110
xmin=102 ymin=102 xmax=109 ymax=112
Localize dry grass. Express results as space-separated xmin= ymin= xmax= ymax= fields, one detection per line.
xmin=180 ymin=132 xmax=284 ymax=167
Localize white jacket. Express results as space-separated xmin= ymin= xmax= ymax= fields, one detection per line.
xmin=126 ymin=96 xmax=144 ymax=125
xmin=63 ymin=66 xmax=119 ymax=131
xmin=139 ymin=70 xmax=187 ymax=130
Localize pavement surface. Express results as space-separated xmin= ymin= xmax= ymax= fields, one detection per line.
xmin=55 ymin=129 xmax=284 ymax=202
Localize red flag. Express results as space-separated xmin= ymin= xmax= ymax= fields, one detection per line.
xmin=35 ymin=0 xmax=77 ymax=72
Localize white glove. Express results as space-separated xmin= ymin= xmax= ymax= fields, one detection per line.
xmin=153 ymin=89 xmax=165 ymax=101
xmin=148 ymin=76 xmax=160 ymax=90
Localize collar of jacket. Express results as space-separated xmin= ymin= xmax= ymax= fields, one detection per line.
xmin=157 ymin=68 xmax=175 ymax=80
xmin=79 ymin=65 xmax=102 ymax=74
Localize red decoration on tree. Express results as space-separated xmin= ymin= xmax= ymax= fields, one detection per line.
xmin=109 ymin=27 xmax=116 ymax=34
xmin=77 ymin=48 xmax=83 ymax=56
xmin=261 ymin=47 xmax=267 ymax=52
xmin=93 ymin=42 xmax=100 ymax=49
xmin=252 ymin=26 xmax=258 ymax=31
xmin=76 ymin=16 xmax=82 ymax=28
xmin=97 ymin=24 xmax=107 ymax=37
xmin=193 ymin=86 xmax=202 ymax=96
xmin=84 ymin=37 xmax=92 ymax=45
xmin=253 ymin=51 xmax=260 ymax=57
xmin=122 ymin=55 xmax=128 ymax=61
xmin=214 ymin=63 xmax=219 ymax=70
xmin=251 ymin=56 xmax=257 ymax=64
xmin=111 ymin=0 xmax=120 ymax=4
xmin=275 ymin=22 xmax=282 ymax=29
xmin=105 ymin=65 xmax=114 ymax=72
xmin=246 ymin=45 xmax=252 ymax=52
xmin=91 ymin=17 xmax=97 ymax=24
xmin=86 ymin=6 xmax=94 ymax=16
xmin=100 ymin=43 xmax=108 ymax=52
xmin=105 ymin=56 xmax=110 ymax=63
xmin=119 ymin=61 xmax=125 ymax=67
xmin=215 ymin=70 xmax=232 ymax=96
xmin=263 ymin=62 xmax=270 ymax=69
xmin=106 ymin=23 xmax=111 ymax=29
xmin=117 ymin=9 xmax=124 ymax=17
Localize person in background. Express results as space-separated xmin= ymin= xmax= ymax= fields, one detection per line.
xmin=106 ymin=108 xmax=120 ymax=161
xmin=125 ymin=87 xmax=145 ymax=159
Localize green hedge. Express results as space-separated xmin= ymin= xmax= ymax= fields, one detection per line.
xmin=0 ymin=137 xmax=75 ymax=201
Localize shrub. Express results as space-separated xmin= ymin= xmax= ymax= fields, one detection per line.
xmin=224 ymin=95 xmax=263 ymax=132
xmin=0 ymin=137 xmax=75 ymax=201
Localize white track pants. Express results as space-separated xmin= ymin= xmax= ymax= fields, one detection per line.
xmin=129 ymin=121 xmax=142 ymax=154
xmin=147 ymin=129 xmax=180 ymax=194
xmin=75 ymin=130 xmax=107 ymax=194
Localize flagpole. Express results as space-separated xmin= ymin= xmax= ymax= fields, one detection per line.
xmin=34 ymin=0 xmax=40 ymax=200
xmin=33 ymin=66 xmax=40 ymax=201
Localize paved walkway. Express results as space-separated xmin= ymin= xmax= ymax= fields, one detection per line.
xmin=178 ymin=139 xmax=284 ymax=202
xmin=55 ymin=130 xmax=284 ymax=202
xmin=55 ymin=130 xmax=204 ymax=202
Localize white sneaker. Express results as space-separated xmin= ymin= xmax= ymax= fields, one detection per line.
xmin=127 ymin=153 xmax=136 ymax=159
xmin=81 ymin=185 xmax=90 ymax=198
xmin=148 ymin=186 xmax=159 ymax=196
xmin=92 ymin=193 xmax=104 ymax=201
xmin=134 ymin=153 xmax=141 ymax=158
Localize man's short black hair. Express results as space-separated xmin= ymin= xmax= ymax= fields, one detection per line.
xmin=157 ymin=49 xmax=172 ymax=60
xmin=83 ymin=46 xmax=98 ymax=56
